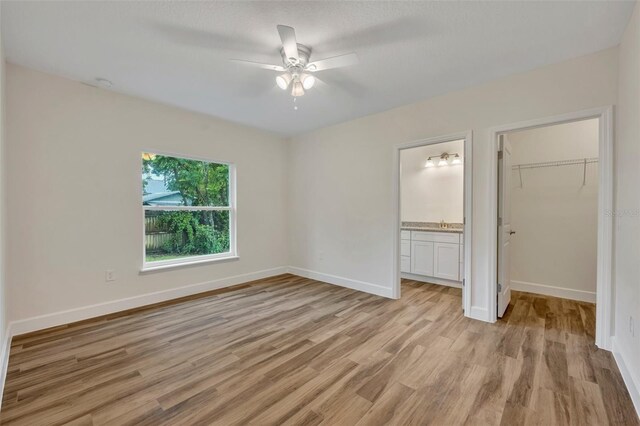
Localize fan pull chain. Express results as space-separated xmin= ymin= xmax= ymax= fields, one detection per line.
xmin=293 ymin=97 xmax=298 ymax=110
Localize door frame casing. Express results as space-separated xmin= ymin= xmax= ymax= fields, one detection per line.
xmin=392 ymin=131 xmax=473 ymax=317
xmin=488 ymin=106 xmax=613 ymax=350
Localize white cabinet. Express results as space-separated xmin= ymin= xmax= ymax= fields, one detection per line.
xmin=401 ymin=232 xmax=411 ymax=273
xmin=401 ymin=256 xmax=411 ymax=273
xmin=434 ymin=242 xmax=459 ymax=280
xmin=412 ymin=231 xmax=459 ymax=244
xmin=411 ymin=240 xmax=434 ymax=276
xmin=403 ymin=230 xmax=463 ymax=282
xmin=401 ymin=240 xmax=411 ymax=257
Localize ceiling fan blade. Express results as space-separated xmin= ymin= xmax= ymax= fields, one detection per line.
xmin=317 ymin=70 xmax=366 ymax=98
xmin=307 ymin=53 xmax=358 ymax=72
xmin=277 ymin=25 xmax=299 ymax=63
xmin=313 ymin=76 xmax=329 ymax=88
xmin=230 ymin=59 xmax=285 ymax=72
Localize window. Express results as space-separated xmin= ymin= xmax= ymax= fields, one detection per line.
xmin=142 ymin=152 xmax=236 ymax=269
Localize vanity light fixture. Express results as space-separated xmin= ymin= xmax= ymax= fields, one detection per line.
xmin=425 ymin=152 xmax=462 ymax=168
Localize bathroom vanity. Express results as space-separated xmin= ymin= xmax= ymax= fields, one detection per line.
xmin=400 ymin=222 xmax=463 ymax=287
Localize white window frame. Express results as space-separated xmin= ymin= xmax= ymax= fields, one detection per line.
xmin=141 ymin=151 xmax=237 ymax=272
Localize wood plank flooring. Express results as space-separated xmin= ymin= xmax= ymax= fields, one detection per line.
xmin=1 ymin=274 xmax=637 ymax=425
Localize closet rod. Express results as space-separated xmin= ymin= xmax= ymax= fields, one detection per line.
xmin=511 ymin=157 xmax=598 ymax=170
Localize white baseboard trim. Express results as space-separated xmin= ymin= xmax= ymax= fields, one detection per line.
xmin=401 ymin=273 xmax=462 ymax=289
xmin=612 ymin=337 xmax=640 ymax=418
xmin=511 ymin=280 xmax=596 ymax=303
xmin=468 ymin=306 xmax=491 ymax=322
xmin=9 ymin=266 xmax=289 ymax=337
xmin=8 ymin=265 xmax=393 ymax=338
xmin=0 ymin=323 xmax=12 ymax=409
xmin=287 ymin=267 xmax=394 ymax=299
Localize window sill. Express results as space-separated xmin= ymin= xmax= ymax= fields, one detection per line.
xmin=140 ymin=255 xmax=239 ymax=273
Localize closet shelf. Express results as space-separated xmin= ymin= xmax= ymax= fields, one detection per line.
xmin=511 ymin=157 xmax=598 ymax=187
xmin=511 ymin=157 xmax=598 ymax=170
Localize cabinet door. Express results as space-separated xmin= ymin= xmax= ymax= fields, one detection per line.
xmin=411 ymin=241 xmax=434 ymax=276
xmin=434 ymin=242 xmax=460 ymax=281
xmin=400 ymin=256 xmax=411 ymax=273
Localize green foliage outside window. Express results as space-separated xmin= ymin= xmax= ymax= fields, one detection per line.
xmin=143 ymin=155 xmax=229 ymax=206
xmin=143 ymin=153 xmax=232 ymax=261
xmin=155 ymin=211 xmax=230 ymax=256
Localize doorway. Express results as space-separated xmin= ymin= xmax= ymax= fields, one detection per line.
xmin=393 ymin=132 xmax=473 ymax=315
xmin=490 ymin=107 xmax=613 ymax=349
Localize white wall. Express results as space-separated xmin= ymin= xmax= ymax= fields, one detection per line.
xmin=508 ymin=119 xmax=599 ymax=301
xmin=400 ymin=140 xmax=464 ymax=223
xmin=0 ymin=4 xmax=8 ymax=390
xmin=289 ymin=47 xmax=618 ymax=318
xmin=5 ymin=64 xmax=289 ymax=324
xmin=614 ymin=0 xmax=640 ymax=412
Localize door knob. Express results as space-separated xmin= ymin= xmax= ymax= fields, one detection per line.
xmin=510 ymin=231 xmax=516 ymax=235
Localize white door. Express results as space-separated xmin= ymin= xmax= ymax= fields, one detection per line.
xmin=411 ymin=240 xmax=434 ymax=276
xmin=434 ymin=242 xmax=460 ymax=280
xmin=497 ymin=135 xmax=513 ymax=317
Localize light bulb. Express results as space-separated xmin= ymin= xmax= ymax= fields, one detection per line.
xmin=276 ymin=73 xmax=292 ymax=90
xmin=451 ymin=154 xmax=462 ymax=165
xmin=438 ymin=158 xmax=448 ymax=166
xmin=425 ymin=158 xmax=435 ymax=168
xmin=291 ymin=81 xmax=305 ymax=97
xmin=301 ymin=74 xmax=315 ymax=90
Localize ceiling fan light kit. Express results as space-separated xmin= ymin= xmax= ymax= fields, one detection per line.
xmin=301 ymin=73 xmax=315 ymax=90
xmin=291 ymin=81 xmax=305 ymax=97
xmin=276 ymin=73 xmax=292 ymax=90
xmin=277 ymin=71 xmax=315 ymax=96
xmin=232 ymin=25 xmax=358 ymax=98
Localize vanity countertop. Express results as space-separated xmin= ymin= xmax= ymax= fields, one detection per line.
xmin=401 ymin=222 xmax=463 ymax=234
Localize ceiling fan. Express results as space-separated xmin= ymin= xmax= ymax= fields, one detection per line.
xmin=231 ymin=25 xmax=358 ymax=97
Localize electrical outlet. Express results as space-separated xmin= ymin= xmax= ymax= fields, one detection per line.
xmin=630 ymin=316 xmax=635 ymax=337
xmin=105 ymin=270 xmax=116 ymax=282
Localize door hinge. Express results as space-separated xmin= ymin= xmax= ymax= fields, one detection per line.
xmin=462 ymin=278 xmax=465 ymax=287
xmin=498 ymin=217 xmax=502 ymax=226
xmin=498 ymin=150 xmax=504 ymax=159
xmin=497 ymin=283 xmax=502 ymax=292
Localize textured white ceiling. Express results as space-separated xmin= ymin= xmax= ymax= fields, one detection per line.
xmin=2 ymin=1 xmax=634 ymax=136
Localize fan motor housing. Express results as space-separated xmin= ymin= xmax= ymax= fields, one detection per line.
xmin=280 ymin=44 xmax=312 ymax=68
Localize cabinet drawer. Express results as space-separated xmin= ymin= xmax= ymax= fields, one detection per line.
xmin=401 ymin=230 xmax=411 ymax=240
xmin=401 ymin=240 xmax=411 ymax=257
xmin=400 ymin=256 xmax=411 ymax=273
xmin=412 ymin=231 xmax=460 ymax=244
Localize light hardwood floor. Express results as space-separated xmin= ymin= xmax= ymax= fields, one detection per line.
xmin=1 ymin=274 xmax=637 ymax=425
